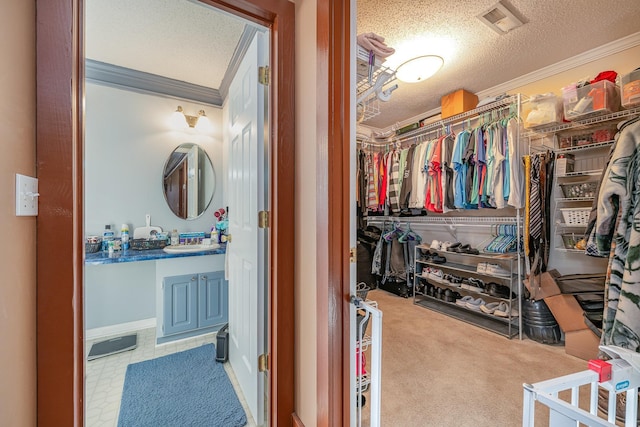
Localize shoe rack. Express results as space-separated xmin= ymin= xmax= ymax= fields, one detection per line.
xmin=413 ymin=244 xmax=521 ymax=339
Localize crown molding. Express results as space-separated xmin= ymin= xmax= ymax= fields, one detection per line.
xmin=219 ymin=25 xmax=259 ymax=100
xmin=367 ymin=31 xmax=640 ymax=136
xmin=86 ymin=59 xmax=223 ymax=106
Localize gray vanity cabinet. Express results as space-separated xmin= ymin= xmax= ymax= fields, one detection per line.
xmin=162 ymin=271 xmax=228 ymax=337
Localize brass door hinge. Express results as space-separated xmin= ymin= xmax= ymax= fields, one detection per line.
xmin=349 ymin=247 xmax=357 ymax=263
xmin=258 ymin=353 xmax=269 ymax=372
xmin=258 ymin=210 xmax=270 ymax=229
xmin=258 ymin=66 xmax=270 ymax=86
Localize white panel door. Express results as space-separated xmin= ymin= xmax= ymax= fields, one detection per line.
xmin=227 ymin=31 xmax=267 ymax=426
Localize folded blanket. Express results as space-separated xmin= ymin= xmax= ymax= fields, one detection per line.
xmin=357 ymin=32 xmax=395 ymax=58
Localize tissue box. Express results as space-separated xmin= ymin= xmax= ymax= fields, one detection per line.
xmin=524 ymin=94 xmax=563 ymax=129
xmin=441 ymin=89 xmax=478 ymax=119
xmin=562 ymin=80 xmax=620 ymax=121
xmin=555 ymin=153 xmax=575 ymax=176
xmin=620 ymin=69 xmax=640 ymax=109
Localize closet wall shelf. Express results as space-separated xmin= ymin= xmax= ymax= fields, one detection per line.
xmin=356 ymin=45 xmax=397 ymax=122
xmin=560 ymin=170 xmax=602 ymax=178
xmin=523 ymin=106 xmax=640 ymax=137
xmin=554 ymin=140 xmax=615 ymax=155
xmin=556 ymin=197 xmax=595 ymax=202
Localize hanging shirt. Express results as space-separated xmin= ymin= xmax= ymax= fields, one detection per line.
xmin=452 ymin=130 xmax=471 ymax=209
xmin=425 ymin=136 xmax=443 ymax=212
xmin=491 ymin=124 xmax=507 ymax=209
xmin=507 ymin=117 xmax=525 ymax=209
xmin=398 ymin=144 xmax=416 ymax=211
xmin=409 ymin=141 xmax=429 ymax=209
xmin=465 ymin=128 xmax=480 ymax=209
xmin=387 ymin=150 xmax=401 ymax=213
xmin=441 ymin=134 xmax=456 ymax=212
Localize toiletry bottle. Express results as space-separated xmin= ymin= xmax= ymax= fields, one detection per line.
xmin=121 ymin=223 xmax=130 ymax=250
xmin=102 ymin=224 xmax=115 ymax=252
xmin=171 ymin=229 xmax=179 ymax=246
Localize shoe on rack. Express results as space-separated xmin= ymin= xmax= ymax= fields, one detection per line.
xmin=455 ymin=244 xmax=480 ymax=255
xmin=494 ymin=302 xmax=519 ymax=317
xmin=456 ymin=295 xmax=474 ymax=307
xmin=430 ymin=240 xmax=441 ymax=250
xmin=446 ymin=242 xmax=461 ymax=252
xmin=485 ymin=282 xmax=513 ymax=299
xmin=440 ymin=241 xmax=455 ymax=251
xmin=466 ymin=297 xmax=485 ymax=311
xmin=476 ymin=262 xmax=488 ymax=273
xmin=442 ymin=274 xmax=459 ymax=287
xmin=444 ymin=289 xmax=461 ymax=303
xmin=480 ymin=301 xmax=501 ymax=314
xmin=467 ymin=277 xmax=485 ymax=293
xmin=485 ymin=263 xmax=511 ymax=277
xmin=428 ymin=254 xmax=447 ymax=264
xmin=428 ymin=269 xmax=444 ymax=283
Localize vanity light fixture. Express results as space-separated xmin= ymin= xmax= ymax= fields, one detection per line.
xmin=171 ymin=105 xmax=212 ymax=132
xmin=395 ymin=55 xmax=444 ymax=83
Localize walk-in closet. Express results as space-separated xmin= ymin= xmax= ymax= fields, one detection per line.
xmin=353 ymin=1 xmax=640 ymax=425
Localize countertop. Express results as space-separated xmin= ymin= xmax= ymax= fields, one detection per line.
xmin=85 ymin=244 xmax=226 ymax=265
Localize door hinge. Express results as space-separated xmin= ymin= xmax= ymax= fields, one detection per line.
xmin=258 ymin=66 xmax=270 ymax=86
xmin=349 ymin=246 xmax=357 ymax=263
xmin=258 ymin=210 xmax=270 ymax=229
xmin=258 ymin=353 xmax=269 ymax=372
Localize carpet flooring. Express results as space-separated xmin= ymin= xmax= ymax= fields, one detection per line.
xmin=362 ymin=289 xmax=589 ymax=426
xmin=117 ymin=344 xmax=247 ymax=427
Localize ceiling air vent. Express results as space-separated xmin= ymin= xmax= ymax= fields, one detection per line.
xmin=477 ymin=1 xmax=524 ymax=35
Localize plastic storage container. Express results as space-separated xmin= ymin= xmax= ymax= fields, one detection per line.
xmin=523 ymin=94 xmax=563 ymax=129
xmin=620 ymin=69 xmax=640 ymax=108
xmin=559 ymin=181 xmax=598 ymax=198
xmin=562 ymin=80 xmax=620 ymax=121
xmin=560 ymin=208 xmax=591 ymax=226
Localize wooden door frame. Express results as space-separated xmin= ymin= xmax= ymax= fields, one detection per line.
xmin=35 ymin=0 xmax=294 ymax=425
xmin=316 ymin=0 xmax=352 ymax=426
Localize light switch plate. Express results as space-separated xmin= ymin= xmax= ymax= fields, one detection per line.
xmin=16 ymin=174 xmax=39 ymax=216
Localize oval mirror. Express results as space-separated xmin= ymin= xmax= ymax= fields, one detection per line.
xmin=163 ymin=143 xmax=215 ymax=220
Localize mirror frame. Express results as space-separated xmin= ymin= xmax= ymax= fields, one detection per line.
xmin=162 ymin=142 xmax=216 ymax=220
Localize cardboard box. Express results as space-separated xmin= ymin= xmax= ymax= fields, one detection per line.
xmin=565 ymin=329 xmax=600 ymax=361
xmin=544 ymin=294 xmax=588 ymax=332
xmin=441 ymin=89 xmax=478 ymax=119
xmin=523 ymin=270 xmax=561 ymax=300
xmin=544 ymin=293 xmax=600 ymax=361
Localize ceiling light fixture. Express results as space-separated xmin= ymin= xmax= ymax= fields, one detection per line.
xmin=395 ymin=55 xmax=444 ymax=83
xmin=171 ymin=105 xmax=212 ymax=132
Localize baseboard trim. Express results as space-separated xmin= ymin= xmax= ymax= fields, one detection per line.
xmin=292 ymin=413 xmax=305 ymax=427
xmin=85 ymin=318 xmax=156 ymax=341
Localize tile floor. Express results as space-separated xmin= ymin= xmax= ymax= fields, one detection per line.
xmin=85 ymin=328 xmax=256 ymax=427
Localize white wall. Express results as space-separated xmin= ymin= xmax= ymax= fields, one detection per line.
xmin=84 ymin=83 xmax=226 ymax=329
xmin=0 ymin=2 xmax=36 ymax=426
xmin=84 ymin=83 xmax=225 ymax=236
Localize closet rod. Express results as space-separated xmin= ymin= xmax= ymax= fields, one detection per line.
xmin=365 ymin=215 xmax=520 ymax=226
xmin=390 ymin=93 xmax=524 ymax=144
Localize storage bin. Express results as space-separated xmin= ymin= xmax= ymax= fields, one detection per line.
xmin=523 ymin=94 xmax=563 ymax=129
xmin=440 ymin=89 xmax=478 ymax=119
xmin=559 ymin=181 xmax=598 ymax=198
xmin=555 ymin=154 xmax=574 ymax=177
xmin=562 ymin=80 xmax=620 ymax=121
xmin=560 ymin=208 xmax=591 ymax=226
xmin=561 ymin=233 xmax=581 ymax=249
xmin=620 ymin=69 xmax=640 ymax=108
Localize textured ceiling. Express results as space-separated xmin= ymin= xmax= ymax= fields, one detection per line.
xmin=85 ymin=0 xmax=245 ymax=89
xmin=358 ymin=0 xmax=640 ymax=129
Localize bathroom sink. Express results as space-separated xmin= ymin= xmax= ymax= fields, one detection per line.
xmin=162 ymin=243 xmax=220 ymax=254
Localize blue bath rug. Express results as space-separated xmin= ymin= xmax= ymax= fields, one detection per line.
xmin=118 ymin=344 xmax=246 ymax=427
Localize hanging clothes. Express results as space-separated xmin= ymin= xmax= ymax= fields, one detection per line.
xmin=398 ymin=144 xmax=416 ymax=212
xmin=589 ymin=117 xmax=640 ymax=351
xmin=441 ymin=134 xmax=456 ymax=212
xmin=452 ymin=130 xmax=471 ymax=209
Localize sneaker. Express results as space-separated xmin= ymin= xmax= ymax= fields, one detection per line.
xmin=440 ymin=241 xmax=454 ymax=250
xmin=466 ymin=297 xmax=485 ymax=311
xmin=480 ymin=301 xmax=501 ymax=314
xmin=427 ymin=254 xmax=447 ymax=264
xmin=494 ymin=302 xmax=519 ymax=317
xmin=485 ymin=263 xmax=511 ymax=277
xmin=467 ymin=277 xmax=485 ymax=293
xmin=476 ymin=262 xmax=488 ymax=273
xmin=430 ymin=239 xmax=441 ymax=250
xmin=428 ymin=269 xmax=444 ymax=283
xmin=456 ymin=295 xmax=474 ymax=307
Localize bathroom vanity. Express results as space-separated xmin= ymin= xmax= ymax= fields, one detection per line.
xmin=85 ymin=245 xmax=227 ymax=344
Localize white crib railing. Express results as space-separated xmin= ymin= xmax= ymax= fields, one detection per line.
xmin=523 ymin=357 xmax=640 ymax=427
xmin=352 ymin=295 xmax=383 ymax=427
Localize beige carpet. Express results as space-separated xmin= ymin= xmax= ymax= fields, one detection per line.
xmin=361 ymin=289 xmax=591 ymax=426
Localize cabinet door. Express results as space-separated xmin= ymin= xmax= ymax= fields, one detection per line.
xmin=198 ymin=271 xmax=228 ymax=328
xmin=163 ymin=274 xmax=198 ymax=335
